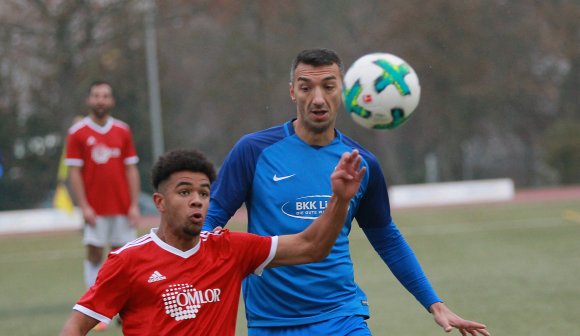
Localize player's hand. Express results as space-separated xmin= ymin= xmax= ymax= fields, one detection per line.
xmin=82 ymin=206 xmax=97 ymax=227
xmin=429 ymin=302 xmax=490 ymax=336
xmin=331 ymin=149 xmax=366 ymax=201
xmin=128 ymin=204 xmax=141 ymax=228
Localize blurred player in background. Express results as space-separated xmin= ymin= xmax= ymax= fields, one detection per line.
xmin=203 ymin=48 xmax=490 ymax=335
xmin=60 ymin=148 xmax=365 ymax=335
xmin=65 ymin=81 xmax=141 ymax=331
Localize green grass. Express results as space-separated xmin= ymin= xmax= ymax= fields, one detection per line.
xmin=1 ymin=199 xmax=579 ymax=335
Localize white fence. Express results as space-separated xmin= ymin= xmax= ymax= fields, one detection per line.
xmin=389 ymin=178 xmax=515 ymax=208
xmin=0 ymin=179 xmax=515 ymax=234
xmin=0 ymin=208 xmax=82 ymax=235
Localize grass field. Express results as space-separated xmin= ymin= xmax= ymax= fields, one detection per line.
xmin=1 ymin=197 xmax=579 ymax=335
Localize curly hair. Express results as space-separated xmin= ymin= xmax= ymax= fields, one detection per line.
xmin=151 ymin=149 xmax=216 ymax=190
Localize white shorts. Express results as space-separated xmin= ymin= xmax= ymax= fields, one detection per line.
xmin=83 ymin=216 xmax=136 ymax=248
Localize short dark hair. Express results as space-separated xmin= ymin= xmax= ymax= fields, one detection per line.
xmin=290 ymin=48 xmax=344 ymax=82
xmin=151 ymin=149 xmax=217 ymax=190
xmin=88 ymin=80 xmax=113 ymax=95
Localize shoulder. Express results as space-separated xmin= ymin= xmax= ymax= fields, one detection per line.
xmin=236 ymin=123 xmax=287 ymax=151
xmin=223 ymin=123 xmax=288 ymax=167
xmin=110 ymin=118 xmax=131 ymax=132
xmin=200 ymin=228 xmax=249 ymax=242
xmin=67 ymin=117 xmax=89 ymax=135
xmin=110 ymin=234 xmax=154 ymax=256
xmin=201 ymin=229 xmax=270 ymax=247
xmin=339 ymin=132 xmax=381 ymax=169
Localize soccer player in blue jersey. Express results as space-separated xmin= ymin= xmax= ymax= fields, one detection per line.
xmin=203 ymin=48 xmax=490 ymax=336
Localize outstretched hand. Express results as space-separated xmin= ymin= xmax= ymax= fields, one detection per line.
xmin=331 ymin=149 xmax=366 ymax=201
xmin=430 ymin=302 xmax=490 ymax=336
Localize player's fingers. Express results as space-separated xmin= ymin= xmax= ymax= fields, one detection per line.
xmin=336 ymin=152 xmax=350 ymax=170
xmin=347 ymin=151 xmax=357 ymax=166
xmin=461 ymin=321 xmax=487 ymax=329
xmin=345 ymin=152 xmax=361 ymax=173
xmin=356 ymin=166 xmax=366 ymax=181
xmin=353 ymin=153 xmax=361 ymax=167
xmin=344 ymin=149 xmax=358 ymax=164
xmin=477 ymin=327 xmax=491 ymax=336
xmin=332 ymin=170 xmax=353 ymax=180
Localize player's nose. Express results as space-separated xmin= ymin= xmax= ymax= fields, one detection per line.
xmin=188 ymin=193 xmax=203 ymax=207
xmin=312 ymin=87 xmax=325 ymax=106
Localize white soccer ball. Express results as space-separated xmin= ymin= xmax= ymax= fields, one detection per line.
xmin=343 ymin=53 xmax=421 ymax=130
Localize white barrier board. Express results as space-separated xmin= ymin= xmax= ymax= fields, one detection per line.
xmin=0 ymin=208 xmax=82 ymax=235
xmin=0 ymin=179 xmax=514 ymax=234
xmin=389 ymin=178 xmax=514 ymax=208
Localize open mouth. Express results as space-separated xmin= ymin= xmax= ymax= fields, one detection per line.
xmin=311 ymin=110 xmax=328 ymax=119
xmin=189 ymin=213 xmax=203 ymax=223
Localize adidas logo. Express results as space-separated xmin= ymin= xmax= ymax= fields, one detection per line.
xmin=148 ymin=271 xmax=166 ymax=283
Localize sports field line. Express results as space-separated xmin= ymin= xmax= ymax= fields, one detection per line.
xmin=401 ymin=215 xmax=575 ymax=236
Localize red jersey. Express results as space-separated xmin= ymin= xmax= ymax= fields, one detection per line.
xmin=74 ymin=229 xmax=277 ymax=336
xmin=65 ymin=117 xmax=138 ymax=215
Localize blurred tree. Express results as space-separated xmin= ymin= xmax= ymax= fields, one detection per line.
xmin=542 ymin=120 xmax=580 ymax=184
xmin=0 ymin=0 xmax=578 ymax=210
xmin=0 ymin=0 xmax=149 ymax=208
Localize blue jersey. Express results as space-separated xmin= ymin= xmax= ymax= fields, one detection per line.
xmin=204 ymin=120 xmax=441 ymax=327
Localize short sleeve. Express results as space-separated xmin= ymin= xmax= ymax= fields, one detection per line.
xmin=65 ymin=131 xmax=84 ymax=167
xmin=228 ymin=231 xmax=276 ymax=277
xmin=122 ymin=127 xmax=139 ymax=165
xmin=74 ymin=253 xmax=131 ymax=322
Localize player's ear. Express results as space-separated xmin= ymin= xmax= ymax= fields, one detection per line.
xmin=289 ymin=83 xmax=296 ymax=102
xmin=153 ymin=192 xmax=165 ymax=212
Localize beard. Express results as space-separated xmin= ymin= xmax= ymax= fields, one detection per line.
xmin=303 ymin=116 xmax=333 ymax=134
xmin=91 ymin=106 xmax=111 ymax=119
xmin=297 ymin=105 xmax=337 ymax=135
xmin=182 ymin=226 xmax=201 ymax=237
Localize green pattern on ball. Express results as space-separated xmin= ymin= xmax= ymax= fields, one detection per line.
xmin=342 ymin=80 xmax=371 ymax=118
xmin=373 ymin=60 xmax=412 ymax=96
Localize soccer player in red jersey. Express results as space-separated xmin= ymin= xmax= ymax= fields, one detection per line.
xmin=65 ymin=81 xmax=141 ymax=331
xmin=60 ymin=148 xmax=366 ymax=336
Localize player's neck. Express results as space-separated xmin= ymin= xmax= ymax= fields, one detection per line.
xmin=293 ymin=120 xmax=335 ymax=147
xmin=89 ymin=114 xmax=110 ymax=126
xmin=156 ymin=225 xmax=200 ymax=252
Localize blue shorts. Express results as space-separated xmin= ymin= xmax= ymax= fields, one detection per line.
xmin=248 ymin=315 xmax=372 ymax=336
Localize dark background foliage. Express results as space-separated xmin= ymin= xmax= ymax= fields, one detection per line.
xmin=1 ymin=0 xmax=578 ymax=210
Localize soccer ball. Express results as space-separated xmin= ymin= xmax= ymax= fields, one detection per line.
xmin=343 ymin=53 xmax=421 ymax=130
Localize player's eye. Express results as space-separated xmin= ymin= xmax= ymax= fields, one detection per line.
xmin=178 ymin=189 xmax=191 ymax=196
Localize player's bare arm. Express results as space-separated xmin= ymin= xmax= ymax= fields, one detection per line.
xmin=68 ymin=166 xmax=96 ymax=226
xmin=268 ymin=149 xmax=366 ymax=268
xmin=126 ymin=163 xmax=141 ymax=226
xmin=60 ymin=310 xmax=99 ymax=336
